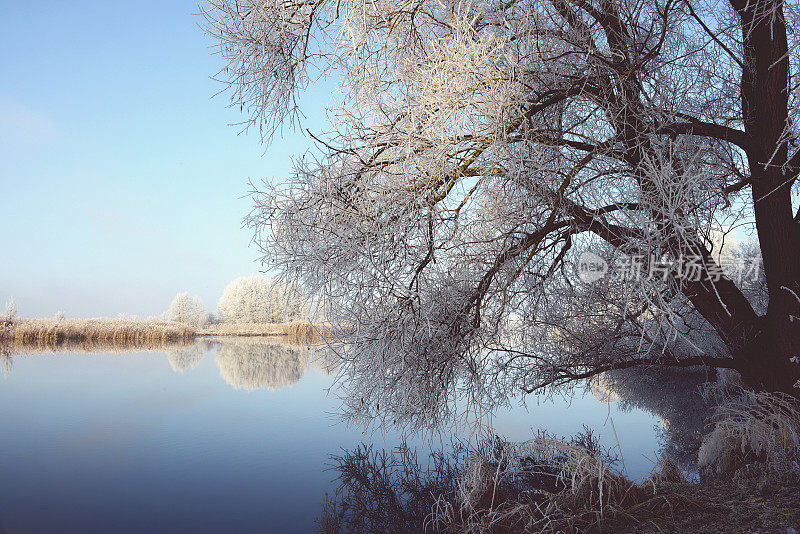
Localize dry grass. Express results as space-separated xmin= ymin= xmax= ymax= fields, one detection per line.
xmin=198 ymin=322 xmax=332 ymax=343
xmin=319 ymin=430 xmax=800 ymax=534
xmin=428 ymin=438 xmax=697 ymax=534
xmin=319 ymin=430 xmax=713 ymax=534
xmin=0 ymin=317 xmax=195 ymax=349
xmin=699 ymin=387 xmax=800 ymax=479
xmin=1 ymin=316 xmax=330 ymax=350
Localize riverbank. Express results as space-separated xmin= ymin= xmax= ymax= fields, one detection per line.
xmin=0 ymin=317 xmax=328 ymax=351
xmin=0 ymin=317 xmax=195 ymax=347
xmin=637 ymin=477 xmax=800 ymax=533
xmin=321 ymin=385 xmax=800 ymax=534
xmin=197 ymin=321 xmax=326 ymax=340
xmin=321 ymin=445 xmax=800 ymax=534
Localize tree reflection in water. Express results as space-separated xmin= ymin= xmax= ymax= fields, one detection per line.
xmin=0 ymin=344 xmax=12 ymax=376
xmin=593 ymin=367 xmax=715 ymax=472
xmin=309 ymin=343 xmax=339 ymax=377
xmin=165 ymin=341 xmax=210 ymax=372
xmin=318 ymin=370 xmax=718 ymax=532
xmin=213 ymin=337 xmax=310 ymax=391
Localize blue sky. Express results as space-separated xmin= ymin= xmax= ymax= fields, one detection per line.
xmin=0 ymin=1 xmax=332 ymax=318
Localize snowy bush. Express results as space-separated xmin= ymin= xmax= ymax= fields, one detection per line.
xmin=216 ymin=276 xmax=308 ymax=324
xmin=164 ymin=292 xmax=210 ymax=328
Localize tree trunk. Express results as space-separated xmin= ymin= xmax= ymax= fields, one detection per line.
xmin=736 ymin=319 xmax=800 ymax=394
xmin=725 ymin=0 xmax=800 ymax=395
xmin=681 ymin=268 xmax=798 ymax=394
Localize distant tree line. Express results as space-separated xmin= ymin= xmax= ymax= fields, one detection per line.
xmin=163 ymin=276 xmax=308 ymax=327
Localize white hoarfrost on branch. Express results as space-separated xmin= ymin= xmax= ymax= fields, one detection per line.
xmin=203 ymin=0 xmax=800 ymax=428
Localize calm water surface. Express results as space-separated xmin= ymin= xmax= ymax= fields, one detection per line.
xmin=0 ymin=339 xmax=663 ymax=533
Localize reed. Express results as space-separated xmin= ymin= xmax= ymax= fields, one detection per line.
xmin=198 ymin=322 xmax=332 ymax=343
xmin=699 ymin=386 xmax=800 ymax=479
xmin=0 ymin=317 xmax=195 ymax=348
xmin=1 ymin=315 xmax=330 ymax=351
xmin=319 ymin=431 xmax=704 ymax=534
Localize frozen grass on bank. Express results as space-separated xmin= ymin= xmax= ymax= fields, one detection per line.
xmin=198 ymin=322 xmax=331 ymax=343
xmin=0 ymin=317 xmax=195 ymax=348
xmin=320 ymin=392 xmax=800 ymax=534
xmin=1 ymin=314 xmax=329 ymax=349
xmin=699 ymin=386 xmax=800 ymax=480
xmin=318 ymin=430 xmax=707 ymax=534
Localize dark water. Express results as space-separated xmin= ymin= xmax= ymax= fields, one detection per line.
xmin=0 ymin=339 xmax=665 ymax=533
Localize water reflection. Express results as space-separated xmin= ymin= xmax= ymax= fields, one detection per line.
xmin=1 ymin=335 xmax=335 ymax=393
xmin=171 ymin=336 xmax=337 ymax=391
xmin=0 ymin=344 xmax=12 ymax=376
xmin=319 ymin=368 xmax=717 ymax=532
xmin=591 ymin=367 xmax=713 ymax=471
xmin=0 ymin=338 xmax=195 ymax=376
xmin=0 ymin=337 xmax=350 ymax=533
xmin=166 ymin=341 xmax=209 ymax=372
xmin=213 ymin=338 xmax=310 ymax=391
xmin=0 ymin=339 xmax=671 ymax=533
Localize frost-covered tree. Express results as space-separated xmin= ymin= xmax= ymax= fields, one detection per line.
xmin=216 ymin=276 xmax=308 ymax=323
xmin=164 ymin=292 xmax=210 ymax=328
xmin=2 ymin=297 xmax=17 ymax=325
xmin=203 ymin=0 xmax=800 ymax=427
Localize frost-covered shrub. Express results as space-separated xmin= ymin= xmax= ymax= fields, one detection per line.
xmin=216 ymin=276 xmax=308 ymax=324
xmin=164 ymin=292 xmax=210 ymax=328
xmin=2 ymin=297 xmax=17 ymax=325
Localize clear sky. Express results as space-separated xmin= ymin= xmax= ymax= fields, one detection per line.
xmin=0 ymin=1 xmax=332 ymax=318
